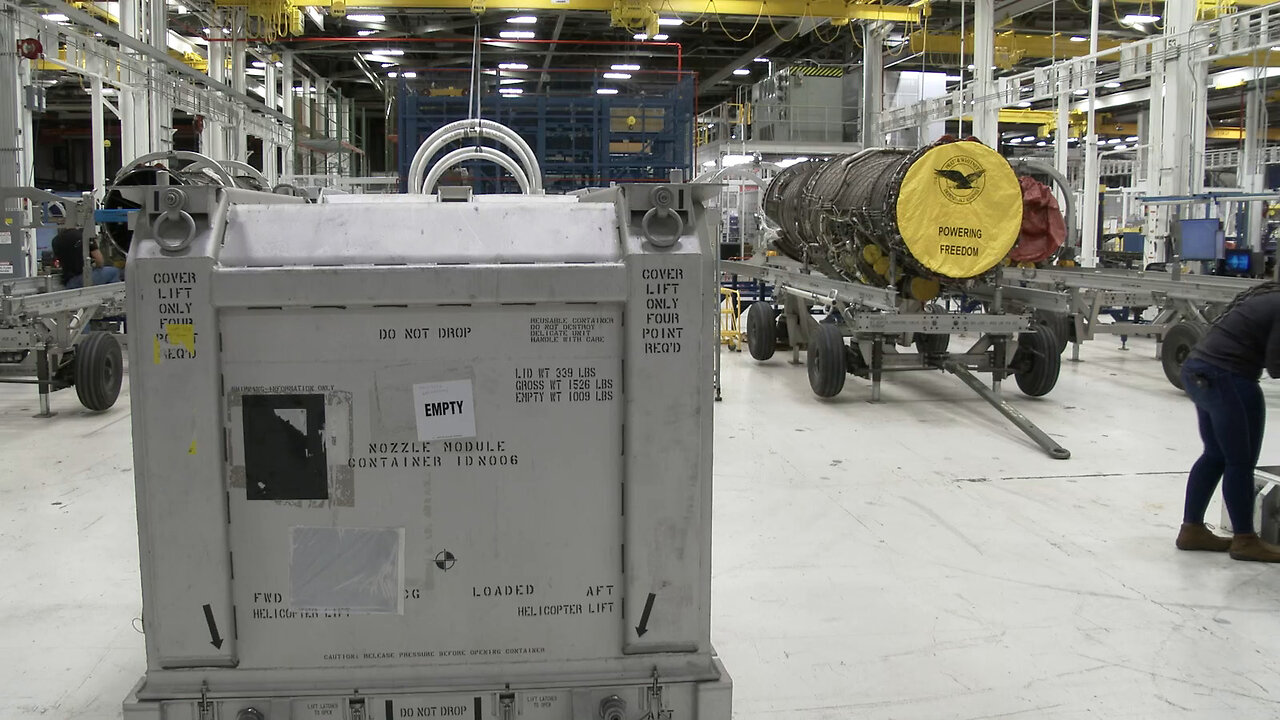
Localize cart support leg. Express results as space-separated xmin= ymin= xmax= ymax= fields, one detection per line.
xmin=34 ymin=348 xmax=56 ymax=419
xmin=870 ymin=336 xmax=884 ymax=403
xmin=944 ymin=360 xmax=1070 ymax=460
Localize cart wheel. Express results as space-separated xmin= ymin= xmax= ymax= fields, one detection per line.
xmin=74 ymin=332 xmax=123 ymax=411
xmin=1012 ymin=323 xmax=1061 ymax=397
xmin=746 ymin=302 xmax=777 ymax=361
xmin=1034 ymin=310 xmax=1071 ymax=354
xmin=807 ymin=323 xmax=847 ymax=398
xmin=914 ymin=332 xmax=950 ymax=356
xmin=1162 ymin=321 xmax=1207 ymax=390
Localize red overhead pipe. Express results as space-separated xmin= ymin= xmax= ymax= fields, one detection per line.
xmin=246 ymin=36 xmax=685 ymax=73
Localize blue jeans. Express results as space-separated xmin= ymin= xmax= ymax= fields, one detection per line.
xmin=65 ymin=266 xmax=121 ymax=289
xmin=1181 ymin=356 xmax=1264 ymax=534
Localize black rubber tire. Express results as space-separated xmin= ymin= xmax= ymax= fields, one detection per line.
xmin=914 ymin=332 xmax=950 ymax=356
xmin=807 ymin=323 xmax=847 ymax=398
xmin=1162 ymin=321 xmax=1207 ymax=390
xmin=1013 ymin=323 xmax=1061 ymax=397
xmin=1035 ymin=310 xmax=1071 ymax=354
xmin=74 ymin=332 xmax=123 ymax=412
xmin=746 ymin=302 xmax=777 ymax=361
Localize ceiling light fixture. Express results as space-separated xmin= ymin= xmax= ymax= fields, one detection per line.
xmin=653 ymin=34 xmax=668 ymax=41
xmin=42 ymin=13 xmax=69 ymax=22
xmin=597 ymin=87 xmax=619 ymax=95
xmin=387 ymin=72 xmax=398 ymax=77
xmin=251 ymin=60 xmax=266 ymax=68
xmin=357 ymin=29 xmax=377 ymax=36
xmin=657 ymin=17 xmax=682 ymax=26
xmin=498 ymin=62 xmax=528 ymax=70
xmin=500 ymin=87 xmax=524 ymax=94
xmin=1125 ymin=136 xmax=1139 ymax=142
xmin=1070 ymin=35 xmax=1087 ymax=42
xmin=603 ymin=72 xmax=631 ymax=80
xmin=755 ymin=57 xmax=768 ymax=62
xmin=368 ymin=49 xmax=404 ymax=56
xmin=1104 ymin=81 xmax=1121 ymax=88
xmin=347 ymin=13 xmax=385 ymax=22
xmin=634 ymin=33 xmax=649 ymax=40
xmin=1073 ymin=88 xmax=1088 ymax=95
xmin=499 ymin=30 xmax=535 ymax=39
xmin=1122 ymin=14 xmax=1160 ymax=24
xmin=1016 ymin=101 xmax=1031 ymax=108
xmin=507 ymin=15 xmax=537 ymax=23
xmin=611 ymin=63 xmax=640 ymax=71
xmin=401 ymin=71 xmax=417 ymax=78
xmin=732 ymin=68 xmax=750 ymax=76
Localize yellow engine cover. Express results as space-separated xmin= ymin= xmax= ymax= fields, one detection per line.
xmin=895 ymin=141 xmax=1024 ymax=279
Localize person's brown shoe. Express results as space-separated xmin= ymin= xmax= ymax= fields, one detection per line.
xmin=1229 ymin=534 xmax=1280 ymax=562
xmin=1176 ymin=523 xmax=1232 ymax=552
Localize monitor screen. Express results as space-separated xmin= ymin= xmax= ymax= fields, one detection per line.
xmin=1224 ymin=248 xmax=1252 ymax=274
xmin=1179 ymin=218 xmax=1223 ymax=261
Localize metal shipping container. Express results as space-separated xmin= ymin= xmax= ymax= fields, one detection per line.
xmin=121 ymin=180 xmax=731 ymax=720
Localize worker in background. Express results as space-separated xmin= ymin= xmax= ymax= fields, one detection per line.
xmin=1177 ymin=282 xmax=1280 ymax=562
xmin=51 ymin=228 xmax=122 ymax=289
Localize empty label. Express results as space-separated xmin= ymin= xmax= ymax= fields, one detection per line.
xmin=413 ymin=380 xmax=476 ymax=442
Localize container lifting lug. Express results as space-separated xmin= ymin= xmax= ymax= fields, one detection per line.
xmin=349 ymin=698 xmax=367 ymax=720
xmin=499 ymin=692 xmax=516 ymax=720
xmin=643 ymin=669 xmax=672 ymax=720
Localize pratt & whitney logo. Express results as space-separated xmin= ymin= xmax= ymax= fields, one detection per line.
xmin=933 ymin=156 xmax=987 ymax=205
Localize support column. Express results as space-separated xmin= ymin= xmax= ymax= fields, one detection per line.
xmin=860 ymin=23 xmax=885 ymax=148
xmin=1079 ymin=0 xmax=1101 ymax=267
xmin=0 ymin=11 xmax=35 ymax=278
xmin=230 ymin=10 xmax=247 ymax=162
xmin=282 ymin=51 xmax=296 ymax=178
xmin=971 ymin=0 xmax=998 ymax=147
xmin=263 ymin=60 xmax=278 ymax=182
xmin=203 ymin=18 xmax=224 ymax=160
xmin=1242 ymin=76 xmax=1266 ymax=250
xmin=91 ymin=61 xmax=107 ymax=199
xmin=1145 ymin=2 xmax=1202 ymax=264
xmin=1054 ymin=89 xmax=1071 ymax=238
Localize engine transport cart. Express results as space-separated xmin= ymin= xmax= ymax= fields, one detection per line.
xmin=998 ymin=265 xmax=1261 ymax=389
xmin=725 ymin=256 xmax=1071 ymax=460
xmin=0 ymin=189 xmax=126 ymax=416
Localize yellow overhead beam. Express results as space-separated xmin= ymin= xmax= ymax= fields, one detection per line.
xmin=1206 ymin=126 xmax=1280 ymax=140
xmin=289 ymin=0 xmax=929 ymax=25
xmin=911 ymin=31 xmax=1280 ymax=69
xmin=910 ymin=31 xmax=1124 ymax=67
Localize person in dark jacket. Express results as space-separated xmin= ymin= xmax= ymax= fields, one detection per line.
xmin=1177 ymin=282 xmax=1280 ymax=562
xmin=51 ymin=228 xmax=121 ymax=289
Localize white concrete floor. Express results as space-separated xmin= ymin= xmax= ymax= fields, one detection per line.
xmin=3 ymin=336 xmax=1280 ymax=718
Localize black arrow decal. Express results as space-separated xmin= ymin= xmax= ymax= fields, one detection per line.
xmin=635 ymin=593 xmax=657 ymax=637
xmin=202 ymin=603 xmax=223 ymax=649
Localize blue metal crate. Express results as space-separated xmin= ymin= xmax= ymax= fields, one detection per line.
xmin=398 ymin=78 xmax=694 ymax=194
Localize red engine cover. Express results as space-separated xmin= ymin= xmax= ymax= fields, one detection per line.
xmin=1009 ymin=175 xmax=1067 ymax=263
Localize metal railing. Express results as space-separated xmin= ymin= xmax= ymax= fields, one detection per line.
xmin=881 ymin=3 xmax=1280 ymax=132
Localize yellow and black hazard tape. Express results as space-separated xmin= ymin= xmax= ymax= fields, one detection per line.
xmin=793 ymin=65 xmax=845 ymax=77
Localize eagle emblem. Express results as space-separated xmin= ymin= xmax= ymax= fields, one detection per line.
xmin=934 ymin=168 xmax=986 ymax=189
xmin=932 ymin=157 xmax=987 ymax=204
